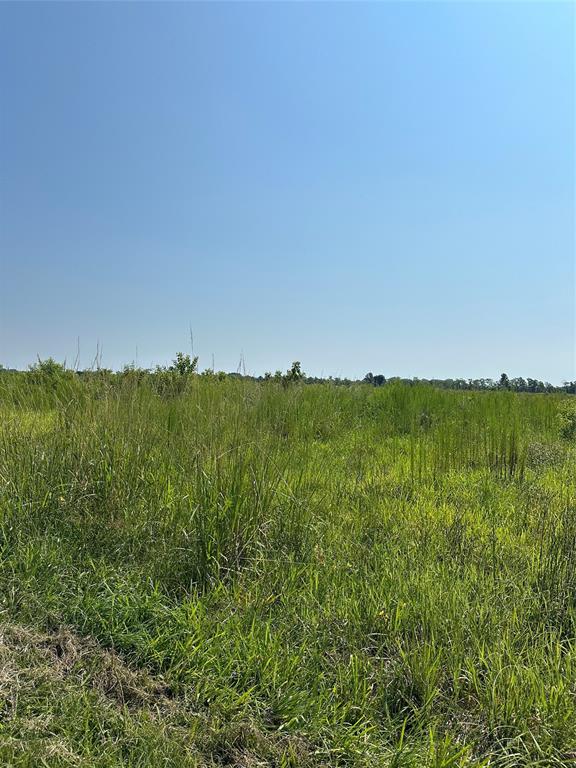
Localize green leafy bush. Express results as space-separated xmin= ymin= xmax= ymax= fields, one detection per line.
xmin=558 ymin=400 xmax=576 ymax=439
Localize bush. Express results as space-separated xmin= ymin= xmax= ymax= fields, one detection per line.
xmin=557 ymin=401 xmax=576 ymax=440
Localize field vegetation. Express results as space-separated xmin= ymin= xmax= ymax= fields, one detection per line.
xmin=0 ymin=360 xmax=575 ymax=766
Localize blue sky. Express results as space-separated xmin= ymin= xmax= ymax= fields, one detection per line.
xmin=1 ymin=2 xmax=574 ymax=381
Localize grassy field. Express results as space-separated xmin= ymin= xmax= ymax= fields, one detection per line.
xmin=0 ymin=371 xmax=575 ymax=767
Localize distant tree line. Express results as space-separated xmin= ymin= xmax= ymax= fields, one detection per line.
xmin=0 ymin=359 xmax=574 ymax=394
xmin=357 ymin=371 xmax=575 ymax=394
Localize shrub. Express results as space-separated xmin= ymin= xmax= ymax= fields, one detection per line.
xmin=557 ymin=401 xmax=576 ymax=440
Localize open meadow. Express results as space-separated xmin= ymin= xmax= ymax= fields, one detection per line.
xmin=0 ymin=368 xmax=575 ymax=767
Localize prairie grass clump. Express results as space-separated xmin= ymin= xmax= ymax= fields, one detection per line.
xmin=0 ymin=371 xmax=574 ymax=766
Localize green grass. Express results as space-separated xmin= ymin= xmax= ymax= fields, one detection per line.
xmin=1 ymin=373 xmax=575 ymax=766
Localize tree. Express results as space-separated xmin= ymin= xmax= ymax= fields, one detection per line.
xmin=363 ymin=372 xmax=385 ymax=386
xmin=510 ymin=377 xmax=527 ymax=392
xmin=169 ymin=352 xmax=198 ymax=376
xmin=499 ymin=373 xmax=510 ymax=390
xmin=29 ymin=357 xmax=67 ymax=376
xmin=283 ymin=361 xmax=304 ymax=384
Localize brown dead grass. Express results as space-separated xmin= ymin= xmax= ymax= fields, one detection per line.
xmin=0 ymin=622 xmax=177 ymax=714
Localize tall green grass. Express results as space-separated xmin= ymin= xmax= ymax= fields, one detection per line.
xmin=0 ymin=373 xmax=574 ymax=766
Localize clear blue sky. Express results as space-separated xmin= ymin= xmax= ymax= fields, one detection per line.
xmin=1 ymin=2 xmax=574 ymax=381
